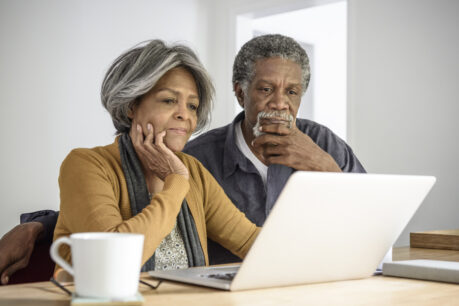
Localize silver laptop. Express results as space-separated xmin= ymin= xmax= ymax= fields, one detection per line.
xmin=149 ymin=171 xmax=436 ymax=291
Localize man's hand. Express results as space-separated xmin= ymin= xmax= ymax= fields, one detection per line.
xmin=0 ymin=222 xmax=43 ymax=285
xmin=252 ymin=123 xmax=342 ymax=172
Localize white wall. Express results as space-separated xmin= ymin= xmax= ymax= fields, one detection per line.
xmin=211 ymin=0 xmax=459 ymax=247
xmin=348 ymin=0 xmax=459 ymax=245
xmin=2 ymin=0 xmax=458 ymax=248
xmin=0 ymin=0 xmax=210 ymax=237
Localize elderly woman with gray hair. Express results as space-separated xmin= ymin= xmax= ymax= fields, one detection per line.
xmin=53 ymin=39 xmax=260 ymax=273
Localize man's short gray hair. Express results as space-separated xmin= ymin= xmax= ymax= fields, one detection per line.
xmin=101 ymin=39 xmax=214 ymax=134
xmin=232 ymin=34 xmax=310 ymax=94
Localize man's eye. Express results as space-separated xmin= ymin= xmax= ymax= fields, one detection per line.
xmin=260 ymin=87 xmax=272 ymax=93
xmin=163 ymin=98 xmax=176 ymax=104
xmin=288 ymin=90 xmax=298 ymax=95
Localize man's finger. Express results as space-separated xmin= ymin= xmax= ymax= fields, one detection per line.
xmin=0 ymin=254 xmax=8 ymax=273
xmin=1 ymin=257 xmax=29 ymax=285
xmin=263 ymin=144 xmax=285 ymax=156
xmin=264 ymin=155 xmax=282 ymax=165
xmin=252 ymin=134 xmax=283 ymax=148
xmin=1 ymin=272 xmax=9 ymax=285
xmin=259 ymin=123 xmax=291 ymax=136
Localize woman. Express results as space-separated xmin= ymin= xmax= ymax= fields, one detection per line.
xmin=54 ymin=40 xmax=260 ymax=272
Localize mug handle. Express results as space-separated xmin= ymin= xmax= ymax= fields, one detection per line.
xmin=50 ymin=237 xmax=74 ymax=276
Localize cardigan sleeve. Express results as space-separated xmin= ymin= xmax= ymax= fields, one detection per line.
xmin=57 ymin=149 xmax=189 ymax=265
xmin=195 ymin=161 xmax=260 ymax=259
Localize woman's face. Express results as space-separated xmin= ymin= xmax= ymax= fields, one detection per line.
xmin=129 ymin=67 xmax=199 ymax=152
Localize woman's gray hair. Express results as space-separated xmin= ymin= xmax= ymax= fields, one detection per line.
xmin=101 ymin=39 xmax=214 ymax=134
xmin=232 ymin=34 xmax=310 ymax=94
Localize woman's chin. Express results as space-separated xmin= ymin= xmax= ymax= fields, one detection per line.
xmin=164 ymin=139 xmax=186 ymax=152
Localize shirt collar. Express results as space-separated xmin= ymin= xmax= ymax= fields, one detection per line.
xmin=223 ymin=112 xmax=260 ymax=178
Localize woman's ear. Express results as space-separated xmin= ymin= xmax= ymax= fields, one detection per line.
xmin=127 ymin=99 xmax=140 ymax=119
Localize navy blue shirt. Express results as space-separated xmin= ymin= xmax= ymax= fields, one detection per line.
xmin=184 ymin=112 xmax=366 ymax=264
xmin=23 ymin=112 xmax=365 ymax=264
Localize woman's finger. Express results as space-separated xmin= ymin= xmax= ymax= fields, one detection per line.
xmin=155 ymin=131 xmax=174 ymax=156
xmin=133 ymin=124 xmax=144 ymax=148
xmin=154 ymin=130 xmax=167 ymax=147
xmin=144 ymin=123 xmax=154 ymax=147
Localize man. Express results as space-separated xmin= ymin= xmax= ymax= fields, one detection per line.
xmin=0 ymin=34 xmax=364 ymax=284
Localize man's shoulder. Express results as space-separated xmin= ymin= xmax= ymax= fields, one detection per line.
xmin=295 ymin=117 xmax=348 ymax=154
xmin=184 ymin=124 xmax=230 ymax=153
xmin=296 ymin=118 xmax=337 ymax=139
xmin=296 ymin=118 xmax=366 ymax=173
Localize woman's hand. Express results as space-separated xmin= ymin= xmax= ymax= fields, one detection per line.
xmin=130 ymin=122 xmax=189 ymax=180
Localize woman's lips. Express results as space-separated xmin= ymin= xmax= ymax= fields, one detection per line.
xmin=167 ymin=128 xmax=188 ymax=135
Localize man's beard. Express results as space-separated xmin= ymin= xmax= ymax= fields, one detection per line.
xmin=252 ymin=111 xmax=294 ymax=138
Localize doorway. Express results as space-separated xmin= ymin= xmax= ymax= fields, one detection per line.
xmin=235 ymin=1 xmax=347 ymax=140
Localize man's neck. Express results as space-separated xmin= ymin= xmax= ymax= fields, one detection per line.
xmin=241 ymin=118 xmax=268 ymax=166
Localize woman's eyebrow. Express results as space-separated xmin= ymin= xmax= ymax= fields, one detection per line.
xmin=155 ymin=88 xmax=178 ymax=95
xmin=156 ymin=88 xmax=199 ymax=100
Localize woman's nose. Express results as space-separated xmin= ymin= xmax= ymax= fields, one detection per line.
xmin=174 ymin=102 xmax=189 ymax=120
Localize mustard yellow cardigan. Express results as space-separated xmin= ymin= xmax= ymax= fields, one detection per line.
xmin=54 ymin=137 xmax=260 ymax=267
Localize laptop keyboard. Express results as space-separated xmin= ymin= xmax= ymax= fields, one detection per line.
xmin=202 ymin=272 xmax=236 ymax=281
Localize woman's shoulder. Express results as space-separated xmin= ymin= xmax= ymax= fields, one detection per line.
xmin=61 ymin=141 xmax=119 ymax=173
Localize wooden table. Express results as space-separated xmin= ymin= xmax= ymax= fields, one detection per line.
xmin=1 ymin=247 xmax=459 ymax=306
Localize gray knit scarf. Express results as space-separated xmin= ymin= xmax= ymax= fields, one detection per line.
xmin=118 ymin=133 xmax=205 ymax=272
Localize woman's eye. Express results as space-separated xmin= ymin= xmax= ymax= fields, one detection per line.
xmin=188 ymin=104 xmax=198 ymax=111
xmin=163 ymin=98 xmax=176 ymax=104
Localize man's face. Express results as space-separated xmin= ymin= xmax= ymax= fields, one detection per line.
xmin=236 ymin=57 xmax=303 ymax=139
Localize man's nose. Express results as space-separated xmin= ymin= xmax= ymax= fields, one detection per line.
xmin=268 ymin=90 xmax=289 ymax=111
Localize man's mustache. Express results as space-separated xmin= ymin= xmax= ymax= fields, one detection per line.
xmin=257 ymin=111 xmax=293 ymax=123
xmin=252 ymin=111 xmax=293 ymax=137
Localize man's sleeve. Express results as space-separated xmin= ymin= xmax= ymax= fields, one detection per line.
xmin=20 ymin=210 xmax=59 ymax=244
xmin=340 ymin=143 xmax=366 ymax=173
xmin=300 ymin=119 xmax=366 ymax=174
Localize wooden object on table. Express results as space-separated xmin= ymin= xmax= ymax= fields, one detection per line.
xmin=410 ymin=229 xmax=459 ymax=251
xmin=393 ymin=246 xmax=459 ymax=262
xmin=2 ymin=267 xmax=459 ymax=306
xmin=71 ymin=292 xmax=143 ymax=306
xmin=2 ymin=248 xmax=459 ymax=306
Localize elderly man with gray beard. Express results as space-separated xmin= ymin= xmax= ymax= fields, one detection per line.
xmin=0 ymin=34 xmax=364 ymax=284
xmin=185 ymin=34 xmax=365 ymax=264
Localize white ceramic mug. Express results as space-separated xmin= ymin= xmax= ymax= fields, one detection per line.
xmin=50 ymin=232 xmax=144 ymax=298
